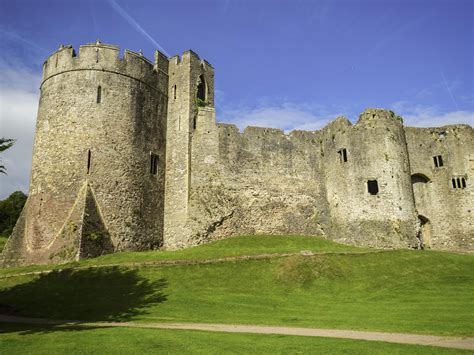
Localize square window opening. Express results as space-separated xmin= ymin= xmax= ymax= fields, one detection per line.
xmin=367 ymin=180 xmax=379 ymax=195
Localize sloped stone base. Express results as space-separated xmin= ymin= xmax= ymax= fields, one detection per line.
xmin=1 ymin=183 xmax=113 ymax=267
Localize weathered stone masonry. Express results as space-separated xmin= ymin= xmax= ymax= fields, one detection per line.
xmin=2 ymin=42 xmax=473 ymax=266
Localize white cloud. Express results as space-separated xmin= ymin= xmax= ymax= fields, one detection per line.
xmin=0 ymin=62 xmax=40 ymax=199
xmin=218 ymin=99 xmax=473 ymax=133
xmin=218 ymin=101 xmax=350 ymax=133
xmin=391 ymin=101 xmax=474 ymax=127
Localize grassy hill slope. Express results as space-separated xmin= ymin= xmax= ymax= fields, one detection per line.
xmin=1 ymin=235 xmax=472 ymax=339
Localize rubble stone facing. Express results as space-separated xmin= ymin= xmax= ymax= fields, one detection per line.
xmin=2 ymin=42 xmax=472 ymax=266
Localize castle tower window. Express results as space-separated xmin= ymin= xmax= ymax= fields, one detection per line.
xmin=433 ymin=155 xmax=443 ymax=168
xmin=87 ymin=150 xmax=91 ymax=174
xmin=452 ymin=177 xmax=467 ymax=189
xmin=97 ymin=86 xmax=102 ymax=103
xmin=338 ymin=148 xmax=348 ymax=163
xmin=197 ymin=74 xmax=206 ymax=102
xmin=367 ymin=180 xmax=379 ymax=195
xmin=150 ymin=153 xmax=158 ymax=175
xmin=173 ymin=85 xmax=177 ymax=100
xmin=193 ymin=117 xmax=197 ymax=130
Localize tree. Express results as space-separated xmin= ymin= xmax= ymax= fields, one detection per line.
xmin=0 ymin=138 xmax=15 ymax=174
xmin=0 ymin=191 xmax=27 ymax=237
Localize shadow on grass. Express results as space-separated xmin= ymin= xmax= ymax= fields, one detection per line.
xmin=0 ymin=266 xmax=167 ymax=334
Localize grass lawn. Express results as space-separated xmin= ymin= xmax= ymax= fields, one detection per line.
xmin=0 ymin=235 xmax=364 ymax=277
xmin=0 ymin=323 xmax=469 ymax=354
xmin=0 ymin=235 xmax=472 ymax=337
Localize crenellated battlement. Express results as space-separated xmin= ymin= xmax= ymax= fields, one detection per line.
xmin=168 ymin=50 xmax=214 ymax=71
xmin=41 ymin=42 xmax=169 ymax=91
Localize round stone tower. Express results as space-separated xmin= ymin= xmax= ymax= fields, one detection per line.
xmin=321 ymin=108 xmax=418 ymax=248
xmin=2 ymin=42 xmax=169 ymax=266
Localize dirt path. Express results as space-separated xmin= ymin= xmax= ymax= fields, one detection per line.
xmin=1 ymin=315 xmax=472 ymax=350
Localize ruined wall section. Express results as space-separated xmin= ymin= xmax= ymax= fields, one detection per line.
xmin=405 ymin=125 xmax=474 ymax=250
xmin=3 ymin=43 xmax=168 ymax=265
xmin=184 ymin=122 xmax=328 ymax=244
xmin=321 ymin=109 xmax=418 ymax=248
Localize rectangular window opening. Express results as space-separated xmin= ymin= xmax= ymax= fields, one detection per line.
xmin=433 ymin=155 xmax=443 ymax=168
xmin=452 ymin=177 xmax=467 ymax=189
xmin=367 ymin=180 xmax=379 ymax=195
xmin=438 ymin=155 xmax=443 ymax=167
xmin=150 ymin=153 xmax=158 ymax=175
xmin=173 ymin=85 xmax=177 ymax=100
xmin=97 ymin=86 xmax=102 ymax=103
xmin=337 ymin=148 xmax=347 ymax=163
xmin=87 ymin=150 xmax=91 ymax=174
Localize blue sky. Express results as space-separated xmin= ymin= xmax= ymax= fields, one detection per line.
xmin=0 ymin=0 xmax=473 ymax=197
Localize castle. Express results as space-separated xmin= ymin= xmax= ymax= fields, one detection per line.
xmin=2 ymin=42 xmax=473 ymax=266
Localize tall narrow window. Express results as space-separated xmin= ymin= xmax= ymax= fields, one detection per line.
xmin=193 ymin=117 xmax=197 ymax=130
xmin=461 ymin=177 xmax=467 ymax=188
xmin=87 ymin=150 xmax=91 ymax=174
xmin=456 ymin=178 xmax=461 ymax=188
xmin=173 ymin=85 xmax=177 ymax=100
xmin=150 ymin=153 xmax=158 ymax=175
xmin=337 ymin=148 xmax=348 ymax=163
xmin=452 ymin=178 xmax=456 ymax=188
xmin=367 ymin=180 xmax=379 ymax=195
xmin=197 ymin=75 xmax=206 ymax=102
xmin=433 ymin=155 xmax=443 ymax=168
xmin=97 ymin=86 xmax=102 ymax=103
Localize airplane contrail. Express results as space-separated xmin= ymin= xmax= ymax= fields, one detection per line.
xmin=0 ymin=29 xmax=49 ymax=55
xmin=440 ymin=69 xmax=460 ymax=111
xmin=107 ymin=0 xmax=170 ymax=57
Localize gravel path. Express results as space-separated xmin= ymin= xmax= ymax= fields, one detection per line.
xmin=1 ymin=315 xmax=473 ymax=350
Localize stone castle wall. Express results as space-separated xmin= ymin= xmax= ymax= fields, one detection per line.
xmin=184 ymin=109 xmax=423 ymax=249
xmin=2 ymin=42 xmax=472 ymax=266
xmin=405 ymin=125 xmax=474 ymax=250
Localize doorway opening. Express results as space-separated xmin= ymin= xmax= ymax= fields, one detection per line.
xmin=417 ymin=215 xmax=431 ymax=249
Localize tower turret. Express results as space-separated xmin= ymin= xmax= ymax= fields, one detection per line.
xmin=2 ymin=42 xmax=169 ymax=266
xmin=321 ymin=109 xmax=419 ymax=248
xmin=163 ymin=50 xmax=215 ymax=249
